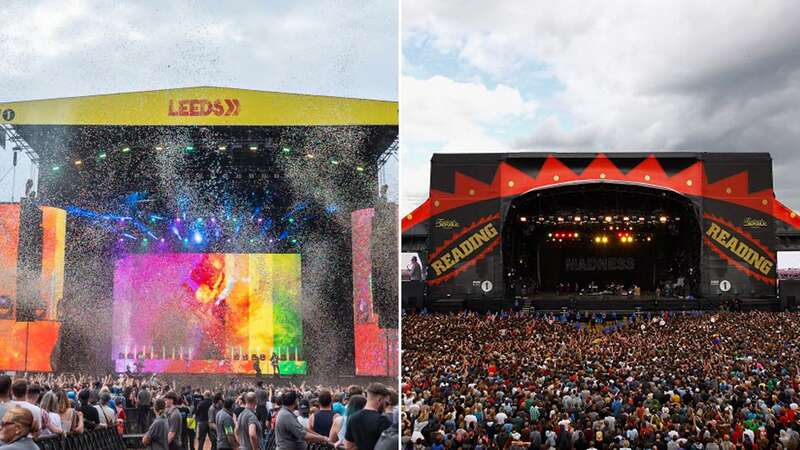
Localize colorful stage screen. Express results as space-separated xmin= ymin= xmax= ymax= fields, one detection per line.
xmin=112 ymin=253 xmax=306 ymax=374
xmin=352 ymin=208 xmax=398 ymax=377
xmin=0 ymin=204 xmax=20 ymax=319
xmin=0 ymin=320 xmax=60 ymax=372
xmin=40 ymin=206 xmax=66 ymax=320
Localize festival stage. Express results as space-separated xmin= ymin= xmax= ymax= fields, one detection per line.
xmin=0 ymin=87 xmax=398 ymax=377
xmin=402 ymin=152 xmax=800 ymax=312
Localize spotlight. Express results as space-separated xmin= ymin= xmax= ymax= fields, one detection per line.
xmin=186 ymin=145 xmax=195 ymax=152
xmin=557 ymin=217 xmax=564 ymax=222
xmin=52 ymin=166 xmax=60 ymax=171
xmin=155 ymin=146 xmax=164 ymax=151
xmin=601 ymin=236 xmax=608 ymax=243
xmin=605 ymin=216 xmax=613 ymax=222
xmin=574 ymin=216 xmax=581 ymax=222
xmin=74 ymin=160 xmax=83 ymax=166
xmin=121 ymin=147 xmax=130 ymax=153
xmin=330 ymin=159 xmax=339 ymax=165
xmin=659 ymin=216 xmax=668 ymax=223
xmin=218 ymin=145 xmax=227 ymax=151
xmin=193 ymin=231 xmax=203 ymax=244
xmin=574 ymin=232 xmax=579 ymax=238
xmin=646 ymin=236 xmax=652 ymax=242
xmin=98 ymin=153 xmax=107 ymax=160
xmin=356 ymin=166 xmax=365 ymax=172
xmin=520 ymin=217 xmax=527 ymax=222
xmin=249 ymin=145 xmax=258 ymax=151
xmin=594 ymin=236 xmax=601 ymax=243
xmin=548 ymin=233 xmax=553 ymax=238
xmin=623 ymin=216 xmax=629 ymax=221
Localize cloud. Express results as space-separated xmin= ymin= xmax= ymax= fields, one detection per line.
xmin=402 ymin=0 xmax=800 ymax=210
xmin=400 ymin=74 xmax=536 ymax=213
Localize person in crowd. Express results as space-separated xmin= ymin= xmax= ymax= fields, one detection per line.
xmin=331 ymin=394 xmax=366 ymax=447
xmin=195 ymin=391 xmax=213 ymax=450
xmin=55 ymin=389 xmax=82 ymax=435
xmin=345 ymin=383 xmax=392 ymax=450
xmin=164 ymin=392 xmax=183 ymax=450
xmin=215 ymin=398 xmax=236 ymax=450
xmin=0 ymin=408 xmax=39 ymax=450
xmin=77 ymin=388 xmax=100 ymax=431
xmin=308 ymin=389 xmax=338 ymax=438
xmin=114 ymin=395 xmax=126 ymax=435
xmin=275 ymin=390 xmax=330 ymax=450
xmin=138 ymin=385 xmax=153 ymax=434
xmin=0 ymin=377 xmax=12 ymax=422
xmin=37 ymin=392 xmax=64 ymax=438
xmin=237 ymin=392 xmax=263 ymax=450
xmin=95 ymin=392 xmax=116 ymax=431
xmin=143 ymin=398 xmax=169 ymax=450
xmin=8 ymin=381 xmax=40 ymax=437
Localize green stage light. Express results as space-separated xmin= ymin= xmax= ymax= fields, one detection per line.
xmin=121 ymin=147 xmax=130 ymax=153
xmin=330 ymin=159 xmax=339 ymax=165
xmin=282 ymin=147 xmax=291 ymax=154
xmin=290 ymin=238 xmax=298 ymax=244
xmin=51 ymin=166 xmax=60 ymax=171
xmin=185 ymin=145 xmax=194 ymax=152
xmin=98 ymin=152 xmax=107 ymax=159
xmin=356 ymin=166 xmax=365 ymax=172
xmin=288 ymin=217 xmax=295 ymax=223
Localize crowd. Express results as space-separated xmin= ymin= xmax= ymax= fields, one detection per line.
xmin=0 ymin=372 xmax=398 ymax=450
xmin=401 ymin=311 xmax=800 ymax=450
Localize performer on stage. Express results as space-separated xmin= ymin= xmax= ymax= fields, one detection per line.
xmin=270 ymin=352 xmax=280 ymax=376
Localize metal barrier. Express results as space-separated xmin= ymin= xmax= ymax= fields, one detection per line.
xmin=34 ymin=428 xmax=126 ymax=450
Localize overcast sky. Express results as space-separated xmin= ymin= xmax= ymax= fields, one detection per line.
xmin=402 ymin=0 xmax=800 ymax=267
xmin=0 ymin=0 xmax=398 ymax=200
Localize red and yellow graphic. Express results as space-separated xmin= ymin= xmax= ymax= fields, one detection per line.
xmin=703 ymin=213 xmax=776 ymax=285
xmin=0 ymin=320 xmax=60 ymax=372
xmin=427 ymin=213 xmax=501 ymax=286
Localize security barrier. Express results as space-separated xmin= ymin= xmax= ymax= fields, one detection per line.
xmin=34 ymin=428 xmax=126 ymax=450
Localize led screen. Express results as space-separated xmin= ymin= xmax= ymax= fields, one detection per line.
xmin=112 ymin=253 xmax=305 ymax=374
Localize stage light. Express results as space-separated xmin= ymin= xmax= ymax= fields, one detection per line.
xmin=623 ymin=216 xmax=629 ymax=221
xmin=290 ymin=238 xmax=298 ymax=244
xmin=574 ymin=216 xmax=581 ymax=222
xmin=356 ymin=166 xmax=365 ymax=172
xmin=595 ymin=236 xmax=601 ymax=243
xmin=155 ymin=146 xmax=164 ymax=151
xmin=160 ymin=238 xmax=165 ymax=243
xmin=288 ymin=217 xmax=295 ymax=224
xmin=601 ymin=236 xmax=608 ymax=243
xmin=605 ymin=216 xmax=612 ymax=222
xmin=574 ymin=232 xmax=579 ymax=238
xmin=557 ymin=217 xmax=564 ymax=222
xmin=186 ymin=145 xmax=195 ymax=152
xmin=548 ymin=233 xmax=553 ymax=238
xmin=646 ymin=236 xmax=652 ymax=242
xmin=74 ymin=160 xmax=83 ymax=166
xmin=51 ymin=166 xmax=60 ymax=171
xmin=282 ymin=146 xmax=291 ymax=154
xmin=98 ymin=153 xmax=107 ymax=160
xmin=217 ymin=145 xmax=227 ymax=151
xmin=193 ymin=231 xmax=203 ymax=244
xmin=659 ymin=216 xmax=668 ymax=223
xmin=305 ymin=153 xmax=315 ymax=159
xmin=330 ymin=159 xmax=339 ymax=165
xmin=520 ymin=217 xmax=527 ymax=222
xmin=182 ymin=238 xmax=189 ymax=245
xmin=249 ymin=145 xmax=258 ymax=151
xmin=121 ymin=147 xmax=130 ymax=153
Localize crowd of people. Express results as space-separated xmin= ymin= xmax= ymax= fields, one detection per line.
xmin=0 ymin=372 xmax=398 ymax=450
xmin=401 ymin=310 xmax=800 ymax=450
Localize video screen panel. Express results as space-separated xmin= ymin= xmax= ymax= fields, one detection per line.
xmin=0 ymin=320 xmax=60 ymax=372
xmin=112 ymin=253 xmax=305 ymax=374
xmin=352 ymin=208 xmax=398 ymax=377
xmin=0 ymin=204 xmax=20 ymax=319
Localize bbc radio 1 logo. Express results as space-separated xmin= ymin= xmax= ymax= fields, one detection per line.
xmin=1 ymin=109 xmax=14 ymax=122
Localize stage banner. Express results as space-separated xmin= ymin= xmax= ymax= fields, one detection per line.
xmin=0 ymin=204 xmax=21 ymax=319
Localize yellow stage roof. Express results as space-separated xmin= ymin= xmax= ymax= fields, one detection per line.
xmin=0 ymin=86 xmax=397 ymax=127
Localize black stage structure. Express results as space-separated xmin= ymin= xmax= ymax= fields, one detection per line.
xmin=402 ymin=152 xmax=800 ymax=312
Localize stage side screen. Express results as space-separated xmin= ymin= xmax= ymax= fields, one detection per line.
xmin=112 ymin=253 xmax=306 ymax=374
xmin=0 ymin=204 xmax=20 ymax=319
xmin=352 ymin=208 xmax=399 ymax=377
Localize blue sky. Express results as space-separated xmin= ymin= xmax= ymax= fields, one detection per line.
xmin=401 ymin=0 xmax=800 ymax=267
xmin=0 ymin=0 xmax=398 ymax=202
